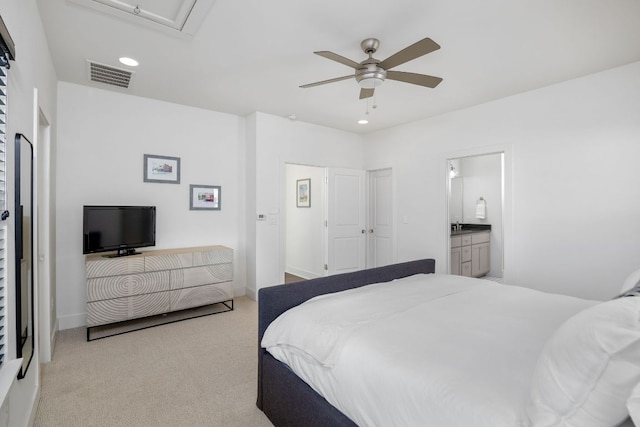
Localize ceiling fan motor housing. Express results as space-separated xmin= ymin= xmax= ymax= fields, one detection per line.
xmin=361 ymin=38 xmax=380 ymax=54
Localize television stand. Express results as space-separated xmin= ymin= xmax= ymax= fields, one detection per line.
xmin=85 ymin=246 xmax=234 ymax=340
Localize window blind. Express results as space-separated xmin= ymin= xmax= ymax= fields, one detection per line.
xmin=0 ymin=64 xmax=7 ymax=366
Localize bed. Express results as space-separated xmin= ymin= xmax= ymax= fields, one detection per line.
xmin=256 ymin=259 xmax=640 ymax=427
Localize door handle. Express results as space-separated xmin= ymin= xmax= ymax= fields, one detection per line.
xmin=368 ymin=229 xmax=374 ymax=234
xmin=361 ymin=229 xmax=366 ymax=234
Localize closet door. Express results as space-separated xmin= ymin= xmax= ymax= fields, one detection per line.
xmin=326 ymin=168 xmax=366 ymax=275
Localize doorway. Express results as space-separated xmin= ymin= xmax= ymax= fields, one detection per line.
xmin=285 ymin=164 xmax=325 ymax=280
xmin=284 ymin=164 xmax=377 ymax=280
xmin=447 ymin=152 xmax=504 ymax=279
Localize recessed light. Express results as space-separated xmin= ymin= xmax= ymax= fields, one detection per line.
xmin=119 ymin=57 xmax=139 ymax=67
xmin=358 ymin=119 xmax=369 ymax=125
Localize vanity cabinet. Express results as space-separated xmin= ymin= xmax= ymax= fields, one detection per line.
xmin=450 ymin=239 xmax=462 ymax=276
xmin=450 ymin=231 xmax=490 ymax=278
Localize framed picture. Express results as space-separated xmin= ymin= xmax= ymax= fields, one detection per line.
xmin=144 ymin=154 xmax=180 ymax=184
xmin=190 ymin=184 xmax=221 ymax=210
xmin=296 ymin=178 xmax=310 ymax=208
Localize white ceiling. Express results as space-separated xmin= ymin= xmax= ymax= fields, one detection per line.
xmin=36 ymin=0 xmax=640 ymax=134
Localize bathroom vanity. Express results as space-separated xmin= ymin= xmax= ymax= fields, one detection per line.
xmin=450 ymin=225 xmax=491 ymax=277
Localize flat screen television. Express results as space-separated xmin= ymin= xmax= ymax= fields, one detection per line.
xmin=83 ymin=205 xmax=156 ymax=256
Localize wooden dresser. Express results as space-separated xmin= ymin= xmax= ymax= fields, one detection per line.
xmin=85 ymin=245 xmax=233 ymax=340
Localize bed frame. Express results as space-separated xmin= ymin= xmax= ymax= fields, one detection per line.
xmin=256 ymin=259 xmax=436 ymax=426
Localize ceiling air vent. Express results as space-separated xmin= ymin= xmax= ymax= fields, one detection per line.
xmin=87 ymin=60 xmax=134 ymax=89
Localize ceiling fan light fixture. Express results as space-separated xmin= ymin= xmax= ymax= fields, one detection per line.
xmin=358 ymin=77 xmax=384 ymax=89
xmin=356 ymin=65 xmax=386 ymax=89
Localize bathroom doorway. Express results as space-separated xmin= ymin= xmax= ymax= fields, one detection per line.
xmin=448 ymin=152 xmax=504 ymax=279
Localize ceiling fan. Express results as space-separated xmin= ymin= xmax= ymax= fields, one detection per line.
xmin=300 ymin=37 xmax=443 ymax=100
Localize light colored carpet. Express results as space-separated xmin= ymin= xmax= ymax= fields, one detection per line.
xmin=35 ymin=296 xmax=274 ymax=427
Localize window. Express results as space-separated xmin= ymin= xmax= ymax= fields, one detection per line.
xmin=0 ymin=13 xmax=14 ymax=367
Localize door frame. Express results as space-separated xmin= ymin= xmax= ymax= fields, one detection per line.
xmin=443 ymin=144 xmax=514 ymax=284
xmin=34 ymin=94 xmax=55 ymax=363
xmin=283 ymin=163 xmax=326 ymax=280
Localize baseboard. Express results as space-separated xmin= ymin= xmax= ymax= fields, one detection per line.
xmin=58 ymin=313 xmax=86 ymax=331
xmin=50 ymin=318 xmax=59 ymax=356
xmin=245 ymin=288 xmax=257 ymax=301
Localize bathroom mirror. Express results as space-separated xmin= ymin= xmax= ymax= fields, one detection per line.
xmin=449 ymin=159 xmax=463 ymax=224
xmin=15 ymin=133 xmax=34 ymax=379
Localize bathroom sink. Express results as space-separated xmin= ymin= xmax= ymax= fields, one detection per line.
xmin=450 ymin=224 xmax=492 ymax=236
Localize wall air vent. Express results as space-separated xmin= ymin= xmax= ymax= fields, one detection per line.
xmin=87 ymin=60 xmax=134 ymax=89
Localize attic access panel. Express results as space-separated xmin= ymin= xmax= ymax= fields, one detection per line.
xmin=69 ymin=0 xmax=216 ymax=35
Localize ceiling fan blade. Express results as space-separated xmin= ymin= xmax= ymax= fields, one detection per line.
xmin=314 ymin=51 xmax=360 ymax=69
xmin=386 ymin=70 xmax=443 ymax=88
xmin=300 ymin=75 xmax=353 ymax=88
xmin=359 ymin=88 xmax=375 ymax=99
xmin=379 ymin=38 xmax=441 ymax=70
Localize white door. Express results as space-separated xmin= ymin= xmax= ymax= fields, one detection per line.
xmin=326 ymin=168 xmax=366 ymax=275
xmin=367 ymin=168 xmax=393 ymax=267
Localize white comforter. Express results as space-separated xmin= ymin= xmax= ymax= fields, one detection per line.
xmin=261 ymin=274 xmax=597 ymax=427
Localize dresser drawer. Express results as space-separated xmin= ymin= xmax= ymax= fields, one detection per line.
xmin=87 ymin=271 xmax=171 ymax=302
xmin=170 ymin=264 xmax=233 ymax=289
xmin=86 ymin=256 xmax=145 ymax=278
xmin=169 ymin=281 xmax=233 ymax=311
xmin=193 ymin=247 xmax=233 ymax=266
xmin=144 ymin=253 xmax=193 ymax=272
xmin=87 ymin=292 xmax=172 ymax=326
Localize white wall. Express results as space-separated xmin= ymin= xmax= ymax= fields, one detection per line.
xmin=365 ymin=61 xmax=640 ymax=301
xmin=245 ymin=113 xmax=364 ymax=298
xmin=1 ymin=0 xmax=59 ymax=425
xmin=285 ymin=164 xmax=325 ymax=279
xmin=56 ymin=82 xmax=247 ymax=329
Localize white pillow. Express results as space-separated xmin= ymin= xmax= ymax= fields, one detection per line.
xmin=526 ymin=297 xmax=640 ymax=427
xmin=620 ymin=268 xmax=640 ymax=295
